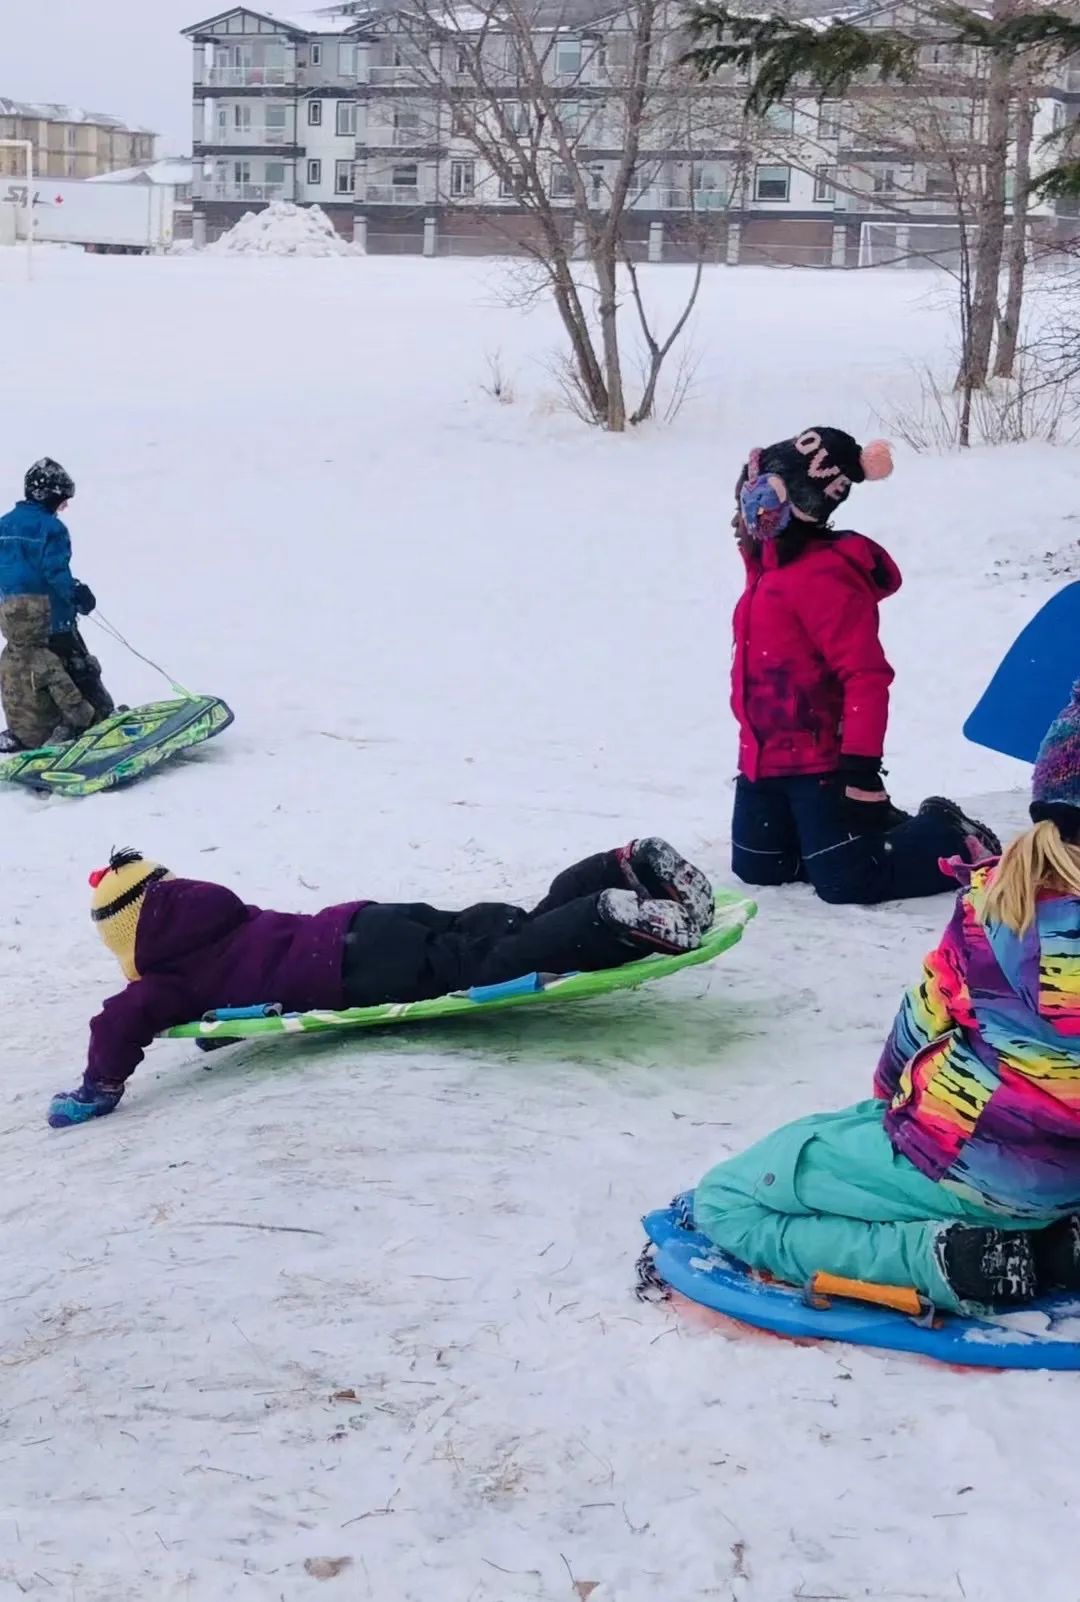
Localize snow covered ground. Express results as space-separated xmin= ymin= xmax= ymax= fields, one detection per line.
xmin=0 ymin=247 xmax=1077 ymax=1602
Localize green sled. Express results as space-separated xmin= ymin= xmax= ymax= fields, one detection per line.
xmin=164 ymin=890 xmax=757 ymax=1044
xmin=0 ymin=695 xmax=234 ymax=797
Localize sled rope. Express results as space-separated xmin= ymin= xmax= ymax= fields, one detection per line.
xmin=635 ymin=1242 xmax=671 ymax=1303
xmin=90 ymin=611 xmax=193 ymax=698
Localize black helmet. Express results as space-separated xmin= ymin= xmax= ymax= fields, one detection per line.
xmin=25 ymin=458 xmax=75 ymax=506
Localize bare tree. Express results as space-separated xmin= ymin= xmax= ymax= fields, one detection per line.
xmin=994 ymin=65 xmax=1036 ymax=378
xmin=685 ymin=0 xmax=1076 ymax=441
xmin=378 ymin=0 xmax=742 ymax=428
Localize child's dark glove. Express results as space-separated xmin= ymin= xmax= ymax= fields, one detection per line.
xmin=72 ymin=581 xmax=96 ymax=616
xmin=839 ymin=756 xmax=906 ymax=835
xmin=47 ymin=1082 xmax=124 ymax=1129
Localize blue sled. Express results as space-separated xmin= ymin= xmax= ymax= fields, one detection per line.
xmin=964 ymin=582 xmax=1080 ymax=763
xmin=642 ymin=1200 xmax=1080 ymax=1370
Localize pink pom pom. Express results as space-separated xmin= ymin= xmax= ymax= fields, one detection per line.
xmin=860 ymin=439 xmax=894 ymax=481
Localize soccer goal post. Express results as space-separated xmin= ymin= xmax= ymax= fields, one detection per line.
xmin=858 ymin=218 xmax=972 ymax=271
xmin=0 ymin=139 xmax=34 ymax=280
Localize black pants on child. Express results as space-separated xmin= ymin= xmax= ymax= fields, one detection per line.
xmin=342 ymin=850 xmax=637 ymax=1007
xmin=731 ymin=774 xmax=965 ymax=906
xmin=48 ymin=628 xmax=115 ymax=721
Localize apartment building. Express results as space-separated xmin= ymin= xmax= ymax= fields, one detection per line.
xmin=0 ymin=101 xmax=156 ymax=180
xmin=183 ymin=1 xmax=1080 ymax=263
xmin=186 ymin=6 xmax=368 ymax=239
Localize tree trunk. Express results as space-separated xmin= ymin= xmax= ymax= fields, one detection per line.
xmin=593 ymin=245 xmax=627 ymax=431
xmin=993 ymin=81 xmax=1034 ymax=380
xmin=962 ymin=36 xmax=1012 ymax=389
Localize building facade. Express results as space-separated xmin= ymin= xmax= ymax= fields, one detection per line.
xmin=0 ymin=101 xmax=156 ymax=180
xmin=182 ymin=2 xmax=1080 ymax=263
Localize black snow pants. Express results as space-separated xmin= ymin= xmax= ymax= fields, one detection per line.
xmin=341 ymin=849 xmax=636 ymax=1007
xmin=48 ymin=627 xmax=115 ymax=721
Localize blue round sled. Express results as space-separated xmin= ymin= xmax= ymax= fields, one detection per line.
xmin=640 ymin=1200 xmax=1080 ymax=1371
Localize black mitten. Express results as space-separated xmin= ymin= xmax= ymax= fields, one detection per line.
xmin=839 ymin=756 xmax=906 ymax=835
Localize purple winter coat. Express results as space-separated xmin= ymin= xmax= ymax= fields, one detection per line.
xmin=86 ymin=877 xmax=366 ymax=1088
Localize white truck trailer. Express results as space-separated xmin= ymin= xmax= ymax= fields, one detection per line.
xmin=0 ymin=178 xmax=175 ymax=253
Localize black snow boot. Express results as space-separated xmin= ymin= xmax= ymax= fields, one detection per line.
xmin=935 ymin=1222 xmax=1037 ymax=1308
xmin=622 ymin=838 xmax=715 ymax=932
xmin=1032 ymin=1217 xmax=1080 ymax=1294
xmin=597 ymin=889 xmax=701 ymax=956
xmin=919 ymin=797 xmax=1001 ymax=861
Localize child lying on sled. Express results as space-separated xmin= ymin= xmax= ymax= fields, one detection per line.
xmin=48 ymin=838 xmax=715 ymax=1128
xmin=686 ymin=688 xmax=1080 ymax=1317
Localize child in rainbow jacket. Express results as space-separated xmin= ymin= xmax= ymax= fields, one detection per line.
xmin=688 ymin=688 xmax=1080 ymax=1314
xmin=48 ymin=837 xmax=715 ymax=1128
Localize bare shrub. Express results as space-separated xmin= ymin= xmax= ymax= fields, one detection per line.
xmin=480 ymin=348 xmax=516 ymax=405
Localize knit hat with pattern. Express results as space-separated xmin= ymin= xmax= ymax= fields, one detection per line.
xmin=750 ymin=427 xmax=894 ymax=527
xmin=90 ymin=849 xmax=173 ymax=981
xmin=1031 ymin=684 xmax=1080 ymax=843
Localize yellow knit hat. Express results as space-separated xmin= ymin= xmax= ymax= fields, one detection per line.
xmin=89 ymin=849 xmax=173 ymax=981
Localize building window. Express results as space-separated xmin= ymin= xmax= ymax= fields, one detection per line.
xmin=813 ymin=163 xmax=835 ymax=202
xmin=266 ymin=161 xmax=286 ymax=187
xmin=393 ymin=108 xmax=421 ymax=143
xmin=499 ymin=168 xmax=523 ymax=198
xmin=335 ymin=159 xmax=355 ymax=194
xmin=308 ymin=100 xmax=322 ymax=126
xmin=311 ymin=43 xmax=322 ymax=67
xmin=504 ymin=101 xmax=529 ymax=135
xmin=872 ymin=165 xmax=900 ymax=196
xmin=451 ymin=102 xmax=469 ymax=136
xmin=66 ymin=126 xmax=77 ymax=148
xmin=454 ymin=46 xmax=468 ymax=73
xmin=555 ymin=38 xmax=582 ymax=76
xmin=266 ymin=104 xmax=288 ymax=133
xmin=754 ymin=164 xmax=790 ymax=201
xmin=307 ymin=158 xmax=322 ymax=184
xmin=339 ymin=43 xmax=357 ymax=76
xmin=763 ymin=103 xmax=794 ymax=135
xmin=551 ymin=161 xmax=575 ymax=198
xmin=1053 ymin=100 xmax=1067 ymax=133
xmin=817 ymin=101 xmax=841 ymax=140
xmin=66 ymin=155 xmax=78 ymax=176
xmin=450 ymin=158 xmax=475 ymax=197
xmin=925 ymin=164 xmax=952 ymax=197
xmin=336 ymin=101 xmax=357 ymax=136
xmin=233 ymin=104 xmax=252 ymax=131
xmin=391 ymin=161 xmax=418 ymax=188
xmin=560 ymin=100 xmax=583 ymax=134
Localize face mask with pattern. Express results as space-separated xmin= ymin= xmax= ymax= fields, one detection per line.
xmin=738 ymin=448 xmax=792 ymax=542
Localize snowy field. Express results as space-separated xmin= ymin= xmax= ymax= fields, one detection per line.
xmin=0 ymin=247 xmax=1077 ymax=1602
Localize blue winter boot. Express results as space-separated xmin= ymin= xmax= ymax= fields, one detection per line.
xmin=48 ymin=1083 xmax=124 ymax=1129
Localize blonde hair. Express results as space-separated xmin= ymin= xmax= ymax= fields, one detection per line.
xmin=981 ymin=819 xmax=1080 ymax=934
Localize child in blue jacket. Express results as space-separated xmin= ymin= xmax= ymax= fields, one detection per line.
xmin=0 ymin=459 xmax=114 ymax=738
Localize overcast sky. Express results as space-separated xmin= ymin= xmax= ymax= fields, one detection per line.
xmin=5 ymin=0 xmax=202 ymax=152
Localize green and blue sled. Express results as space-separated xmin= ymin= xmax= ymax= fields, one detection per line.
xmin=0 ymin=695 xmax=233 ymax=798
xmin=164 ymin=890 xmax=757 ymax=1047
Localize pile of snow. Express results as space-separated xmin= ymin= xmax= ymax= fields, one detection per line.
xmin=207 ymin=200 xmax=356 ymax=257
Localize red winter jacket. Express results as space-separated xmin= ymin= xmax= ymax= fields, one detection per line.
xmin=731 ymin=530 xmax=902 ymax=781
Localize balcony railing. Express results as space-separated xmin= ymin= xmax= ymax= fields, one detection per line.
xmin=367 ymin=64 xmax=423 ymax=85
xmin=200 ymin=181 xmax=290 ymax=203
xmin=365 ymin=183 xmax=422 ymax=203
xmin=660 ymin=188 xmax=731 ymax=211
xmin=205 ymin=65 xmax=296 ymax=88
xmin=206 ymin=124 xmax=298 ymax=147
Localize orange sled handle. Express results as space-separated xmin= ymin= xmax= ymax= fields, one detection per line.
xmin=806 ymin=1272 xmax=936 ymax=1323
